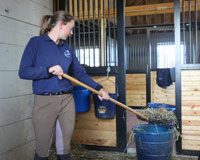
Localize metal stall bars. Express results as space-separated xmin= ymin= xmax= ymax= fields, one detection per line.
xmin=182 ymin=0 xmax=200 ymax=64
xmin=67 ymin=0 xmax=117 ymax=68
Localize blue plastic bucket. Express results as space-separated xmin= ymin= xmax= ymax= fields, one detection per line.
xmin=133 ymin=124 xmax=174 ymax=160
xmin=72 ymin=86 xmax=90 ymax=113
xmin=93 ymin=93 xmax=117 ymax=119
xmin=148 ymin=103 xmax=176 ymax=113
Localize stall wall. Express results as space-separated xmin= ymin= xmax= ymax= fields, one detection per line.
xmin=181 ymin=70 xmax=200 ymax=151
xmin=126 ymin=72 xmax=175 ymax=107
xmin=74 ymin=72 xmax=175 ymax=147
xmin=72 ymin=76 xmax=117 ymax=147
xmin=0 ymin=1 xmax=52 ymax=159
xmin=151 ymin=71 xmax=175 ymax=105
xmin=126 ymin=74 xmax=146 ymax=106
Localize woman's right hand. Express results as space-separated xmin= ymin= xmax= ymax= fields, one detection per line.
xmin=48 ymin=65 xmax=63 ymax=79
xmin=98 ymin=88 xmax=110 ymax=101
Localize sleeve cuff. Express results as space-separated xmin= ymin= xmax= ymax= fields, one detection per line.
xmin=47 ymin=67 xmax=54 ymax=78
xmin=95 ymin=84 xmax=103 ymax=91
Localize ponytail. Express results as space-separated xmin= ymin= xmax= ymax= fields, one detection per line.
xmin=39 ymin=11 xmax=75 ymax=35
xmin=39 ymin=15 xmax=52 ymax=35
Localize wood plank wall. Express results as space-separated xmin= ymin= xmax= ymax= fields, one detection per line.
xmin=126 ymin=74 xmax=146 ymax=106
xmin=151 ymin=71 xmax=175 ymax=105
xmin=126 ymin=72 xmax=175 ymax=107
xmin=73 ymin=72 xmax=175 ymax=147
xmin=182 ymin=70 xmax=200 ymax=151
xmin=72 ymin=76 xmax=117 ymax=147
xmin=0 ymin=0 xmax=53 ymax=159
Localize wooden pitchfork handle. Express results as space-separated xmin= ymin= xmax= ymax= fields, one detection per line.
xmin=62 ymin=73 xmax=149 ymax=121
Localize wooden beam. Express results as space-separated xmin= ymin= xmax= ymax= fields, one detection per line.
xmin=124 ymin=1 xmax=200 ymax=17
xmin=100 ymin=19 xmax=106 ymax=66
xmin=70 ymin=1 xmax=200 ymax=20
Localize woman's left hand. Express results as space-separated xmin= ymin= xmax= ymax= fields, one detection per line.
xmin=98 ymin=88 xmax=110 ymax=101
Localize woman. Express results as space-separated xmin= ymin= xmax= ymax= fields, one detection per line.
xmin=19 ymin=11 xmax=109 ymax=160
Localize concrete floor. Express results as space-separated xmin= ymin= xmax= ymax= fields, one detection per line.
xmin=49 ymin=144 xmax=198 ymax=160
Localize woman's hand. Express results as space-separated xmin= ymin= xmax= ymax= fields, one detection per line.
xmin=98 ymin=88 xmax=110 ymax=101
xmin=48 ymin=65 xmax=63 ymax=79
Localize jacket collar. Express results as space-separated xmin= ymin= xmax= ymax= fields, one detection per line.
xmin=42 ymin=34 xmax=66 ymax=46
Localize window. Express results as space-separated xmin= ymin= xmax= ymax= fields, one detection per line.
xmin=76 ymin=38 xmax=117 ymax=67
xmin=77 ymin=48 xmax=100 ymax=67
xmin=157 ymin=43 xmax=184 ymax=68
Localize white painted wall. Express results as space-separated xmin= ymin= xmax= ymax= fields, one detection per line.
xmin=0 ymin=0 xmax=53 ymax=159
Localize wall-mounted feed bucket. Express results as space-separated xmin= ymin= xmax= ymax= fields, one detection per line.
xmin=72 ymin=86 xmax=91 ymax=113
xmin=93 ymin=93 xmax=117 ymax=119
xmin=133 ymin=124 xmax=174 ymax=160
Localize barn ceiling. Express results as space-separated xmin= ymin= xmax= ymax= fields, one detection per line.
xmin=126 ymin=0 xmax=174 ymax=6
xmin=125 ymin=0 xmax=174 ymax=27
xmin=125 ymin=0 xmax=199 ymax=27
xmin=55 ymin=0 xmax=200 ymax=30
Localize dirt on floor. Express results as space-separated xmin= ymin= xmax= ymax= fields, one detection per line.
xmin=48 ymin=144 xmax=198 ymax=160
xmin=49 ymin=144 xmax=134 ymax=160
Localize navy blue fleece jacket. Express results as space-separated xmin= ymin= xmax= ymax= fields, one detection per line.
xmin=18 ymin=34 xmax=102 ymax=94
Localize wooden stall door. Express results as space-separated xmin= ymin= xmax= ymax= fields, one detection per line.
xmin=181 ymin=70 xmax=200 ymax=151
xmin=72 ymin=76 xmax=117 ymax=147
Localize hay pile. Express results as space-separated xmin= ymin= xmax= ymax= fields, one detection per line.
xmin=142 ymin=108 xmax=177 ymax=125
xmin=140 ymin=108 xmax=180 ymax=140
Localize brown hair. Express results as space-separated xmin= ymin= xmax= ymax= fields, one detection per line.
xmin=39 ymin=11 xmax=75 ymax=35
